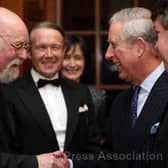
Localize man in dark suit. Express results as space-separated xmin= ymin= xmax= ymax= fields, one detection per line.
xmin=151 ymin=0 xmax=168 ymax=70
xmin=3 ymin=21 xmax=100 ymax=168
xmin=149 ymin=1 xmax=168 ymax=167
xmin=0 ymin=7 xmax=65 ymax=168
xmin=102 ymin=7 xmax=168 ymax=168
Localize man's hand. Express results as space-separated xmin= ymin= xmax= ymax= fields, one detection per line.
xmin=36 ymin=151 xmax=70 ymax=168
xmin=52 ymin=151 xmax=70 ymax=168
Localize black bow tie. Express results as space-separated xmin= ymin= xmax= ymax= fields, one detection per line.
xmin=37 ymin=78 xmax=60 ymax=88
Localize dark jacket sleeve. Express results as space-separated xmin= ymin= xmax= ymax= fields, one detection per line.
xmin=0 ymin=85 xmax=38 ymax=168
xmin=0 ymin=152 xmax=38 ymax=168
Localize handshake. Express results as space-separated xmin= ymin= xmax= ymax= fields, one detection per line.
xmin=37 ymin=150 xmax=70 ymax=168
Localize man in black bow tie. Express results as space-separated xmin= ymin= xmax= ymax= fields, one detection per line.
xmin=3 ymin=21 xmax=100 ymax=168
xmin=37 ymin=78 xmax=60 ymax=88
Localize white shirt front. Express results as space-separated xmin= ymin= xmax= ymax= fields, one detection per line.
xmin=137 ymin=62 xmax=165 ymax=117
xmin=31 ymin=68 xmax=67 ymax=151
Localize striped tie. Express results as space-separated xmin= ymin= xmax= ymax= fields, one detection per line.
xmin=131 ymin=86 xmax=141 ymax=128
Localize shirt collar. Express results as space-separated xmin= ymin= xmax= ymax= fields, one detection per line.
xmin=140 ymin=62 xmax=165 ymax=93
xmin=31 ymin=68 xmax=59 ymax=86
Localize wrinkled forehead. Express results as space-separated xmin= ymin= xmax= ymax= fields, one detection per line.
xmin=1 ymin=29 xmax=29 ymax=43
xmin=30 ymin=28 xmax=64 ymax=46
xmin=108 ymin=22 xmax=123 ymax=41
xmin=0 ymin=12 xmax=28 ymax=38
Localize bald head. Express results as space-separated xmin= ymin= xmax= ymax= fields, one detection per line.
xmin=0 ymin=7 xmax=28 ymax=36
xmin=0 ymin=7 xmax=29 ymax=83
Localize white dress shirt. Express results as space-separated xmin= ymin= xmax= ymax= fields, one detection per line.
xmin=31 ymin=68 xmax=67 ymax=151
xmin=137 ymin=62 xmax=165 ymax=117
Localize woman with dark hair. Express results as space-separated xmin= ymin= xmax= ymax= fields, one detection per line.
xmin=61 ymin=35 xmax=106 ymax=144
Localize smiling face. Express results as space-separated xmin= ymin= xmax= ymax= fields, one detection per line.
xmin=105 ymin=22 xmax=140 ymax=83
xmin=61 ymin=44 xmax=85 ymax=82
xmin=30 ymin=27 xmax=65 ymax=78
xmin=0 ymin=8 xmax=29 ymax=83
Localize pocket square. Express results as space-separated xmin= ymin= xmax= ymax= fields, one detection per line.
xmin=150 ymin=122 xmax=160 ymax=135
xmin=78 ymin=104 xmax=88 ymax=113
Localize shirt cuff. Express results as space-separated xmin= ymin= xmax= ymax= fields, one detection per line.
xmin=68 ymin=159 xmax=73 ymax=168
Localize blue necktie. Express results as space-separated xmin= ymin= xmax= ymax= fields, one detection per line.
xmin=131 ymin=86 xmax=140 ymax=128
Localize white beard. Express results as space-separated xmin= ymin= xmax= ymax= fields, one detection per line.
xmin=0 ymin=59 xmax=23 ymax=84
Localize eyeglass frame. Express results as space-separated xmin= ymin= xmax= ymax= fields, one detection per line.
xmin=0 ymin=34 xmax=31 ymax=52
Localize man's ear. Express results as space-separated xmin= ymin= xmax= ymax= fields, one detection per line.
xmin=136 ymin=37 xmax=146 ymax=57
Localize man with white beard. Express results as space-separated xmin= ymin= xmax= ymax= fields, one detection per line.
xmin=0 ymin=7 xmax=69 ymax=168
xmin=0 ymin=59 xmax=23 ymax=83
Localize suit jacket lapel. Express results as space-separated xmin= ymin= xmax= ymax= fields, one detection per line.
xmin=132 ymin=71 xmax=168 ymax=150
xmin=14 ymin=72 xmax=58 ymax=148
xmin=111 ymin=87 xmax=133 ymax=152
xmin=61 ymin=79 xmax=79 ymax=150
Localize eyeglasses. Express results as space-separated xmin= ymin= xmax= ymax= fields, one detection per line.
xmin=0 ymin=34 xmax=31 ymax=52
xmin=10 ymin=41 xmax=31 ymax=51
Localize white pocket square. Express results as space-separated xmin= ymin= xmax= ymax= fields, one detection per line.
xmin=150 ymin=122 xmax=160 ymax=135
xmin=78 ymin=104 xmax=88 ymax=113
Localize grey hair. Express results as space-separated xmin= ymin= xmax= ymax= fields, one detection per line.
xmin=30 ymin=21 xmax=65 ymax=40
xmin=109 ymin=7 xmax=158 ymax=47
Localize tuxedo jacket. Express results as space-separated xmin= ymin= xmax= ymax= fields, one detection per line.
xmin=0 ymin=85 xmax=37 ymax=168
xmin=103 ymin=71 xmax=168 ymax=168
xmin=3 ymin=72 xmax=100 ymax=168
